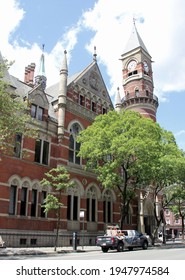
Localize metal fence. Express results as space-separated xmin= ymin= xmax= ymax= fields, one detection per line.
xmin=0 ymin=231 xmax=98 ymax=248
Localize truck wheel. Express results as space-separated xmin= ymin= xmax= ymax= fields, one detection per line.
xmin=142 ymin=241 xmax=148 ymax=250
xmin=102 ymin=247 xmax=109 ymax=253
xmin=117 ymin=242 xmax=124 ymax=252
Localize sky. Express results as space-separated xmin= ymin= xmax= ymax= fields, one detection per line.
xmin=0 ymin=0 xmax=185 ymax=150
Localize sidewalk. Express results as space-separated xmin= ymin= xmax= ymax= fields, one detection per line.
xmin=0 ymin=241 xmax=185 ymax=257
xmin=0 ymin=245 xmax=99 ymax=257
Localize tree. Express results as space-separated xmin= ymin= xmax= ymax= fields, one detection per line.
xmin=164 ymin=160 xmax=185 ymax=241
xmin=40 ymin=166 xmax=74 ymax=251
xmin=0 ymin=59 xmax=37 ymax=154
xmin=169 ymin=185 xmax=185 ymax=241
xmin=78 ymin=110 xmax=163 ymax=229
xmin=147 ymin=131 xmax=185 ymax=244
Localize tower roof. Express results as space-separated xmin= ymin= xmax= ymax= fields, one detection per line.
xmin=38 ymin=53 xmax=46 ymax=77
xmin=35 ymin=46 xmax=47 ymax=90
xmin=123 ymin=23 xmax=149 ymax=55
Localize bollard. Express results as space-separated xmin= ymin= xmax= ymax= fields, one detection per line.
xmin=72 ymin=232 xmax=77 ymax=250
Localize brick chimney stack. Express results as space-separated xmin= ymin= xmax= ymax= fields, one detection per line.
xmin=24 ymin=63 xmax=36 ymax=85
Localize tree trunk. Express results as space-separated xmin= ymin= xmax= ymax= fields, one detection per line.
xmin=181 ymin=215 xmax=184 ymax=241
xmin=54 ymin=207 xmax=61 ymax=251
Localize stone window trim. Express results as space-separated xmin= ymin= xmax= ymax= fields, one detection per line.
xmin=85 ymin=184 xmax=101 ymax=222
xmin=66 ymin=179 xmax=84 ymax=221
xmin=8 ymin=175 xmax=49 ymax=217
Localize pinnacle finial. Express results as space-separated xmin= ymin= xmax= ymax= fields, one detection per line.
xmin=93 ymin=46 xmax=97 ymax=61
xmin=133 ymin=17 xmax=136 ymax=26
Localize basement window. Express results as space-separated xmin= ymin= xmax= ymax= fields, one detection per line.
xmin=30 ymin=239 xmax=37 ymax=245
xmin=20 ymin=238 xmax=27 ymax=245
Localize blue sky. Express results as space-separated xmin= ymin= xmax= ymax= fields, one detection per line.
xmin=1 ymin=0 xmax=185 ymax=150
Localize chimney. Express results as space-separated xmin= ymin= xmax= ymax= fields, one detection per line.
xmin=24 ymin=63 xmax=36 ymax=85
xmin=24 ymin=66 xmax=29 ymax=83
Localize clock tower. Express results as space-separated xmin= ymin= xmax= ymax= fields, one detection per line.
xmin=119 ymin=23 xmax=158 ymax=121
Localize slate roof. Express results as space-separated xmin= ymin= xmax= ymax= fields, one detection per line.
xmin=123 ymin=24 xmax=149 ymax=55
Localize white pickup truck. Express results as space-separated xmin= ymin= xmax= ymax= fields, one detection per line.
xmin=96 ymin=227 xmax=148 ymax=253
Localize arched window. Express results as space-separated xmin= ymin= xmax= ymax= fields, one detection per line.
xmin=68 ymin=123 xmax=81 ymax=165
xmin=103 ymin=190 xmax=113 ymax=223
xmin=86 ymin=186 xmax=97 ymax=222
xmin=135 ymin=88 xmax=139 ymax=97
xmin=67 ymin=183 xmax=82 ymax=221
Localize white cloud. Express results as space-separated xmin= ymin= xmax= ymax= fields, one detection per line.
xmin=0 ymin=0 xmax=24 ymax=44
xmin=1 ymin=0 xmax=185 ymax=100
xmin=81 ymin=0 xmax=185 ymax=101
xmin=175 ymin=130 xmax=185 ymax=137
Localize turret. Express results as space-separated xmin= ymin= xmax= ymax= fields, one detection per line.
xmin=58 ymin=50 xmax=68 ymax=142
xmin=115 ymin=87 xmax=122 ymax=112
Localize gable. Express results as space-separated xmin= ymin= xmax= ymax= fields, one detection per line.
xmin=70 ymin=61 xmax=113 ymax=106
xmin=28 ymin=87 xmax=49 ymax=110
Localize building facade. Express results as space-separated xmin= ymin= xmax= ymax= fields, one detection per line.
xmin=0 ymin=24 xmax=161 ymax=247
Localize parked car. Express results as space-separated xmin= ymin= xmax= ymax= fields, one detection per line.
xmin=96 ymin=228 xmax=148 ymax=253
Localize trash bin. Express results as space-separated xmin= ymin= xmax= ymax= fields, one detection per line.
xmin=72 ymin=232 xmax=77 ymax=250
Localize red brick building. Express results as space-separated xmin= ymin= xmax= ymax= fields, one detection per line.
xmin=0 ymin=24 xmax=161 ymax=247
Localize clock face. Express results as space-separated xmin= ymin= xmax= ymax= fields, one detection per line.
xmin=127 ymin=60 xmax=137 ymax=71
xmin=143 ymin=61 xmax=149 ymax=72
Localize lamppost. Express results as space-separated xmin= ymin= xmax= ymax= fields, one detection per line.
xmin=80 ymin=210 xmax=85 ymax=249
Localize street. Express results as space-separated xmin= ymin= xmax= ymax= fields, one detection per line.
xmin=1 ymin=247 xmax=185 ymax=260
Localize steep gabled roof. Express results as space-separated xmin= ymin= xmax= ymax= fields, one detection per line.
xmin=46 ymin=60 xmax=113 ymax=108
xmin=122 ymin=23 xmax=149 ymax=55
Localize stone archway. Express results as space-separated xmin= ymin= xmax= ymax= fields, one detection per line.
xmin=143 ymin=199 xmax=155 ymax=235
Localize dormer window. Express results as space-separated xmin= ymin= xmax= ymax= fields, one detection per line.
xmin=31 ymin=104 xmax=37 ymax=118
xmin=31 ymin=104 xmax=44 ymax=121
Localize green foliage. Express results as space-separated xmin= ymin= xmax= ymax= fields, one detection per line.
xmin=78 ymin=110 xmax=161 ymax=226
xmin=43 ymin=194 xmax=63 ymax=213
xmin=40 ymin=166 xmax=74 ymax=214
xmin=78 ymin=109 xmax=185 ymax=228
xmin=166 ymin=184 xmax=185 ymax=240
xmin=0 ymin=59 xmax=37 ymax=153
xmin=40 ymin=166 xmax=74 ymax=250
xmin=40 ymin=166 xmax=74 ymax=191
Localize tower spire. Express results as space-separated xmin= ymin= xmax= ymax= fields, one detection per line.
xmin=35 ymin=44 xmax=47 ymax=90
xmin=123 ymin=21 xmax=149 ymax=55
